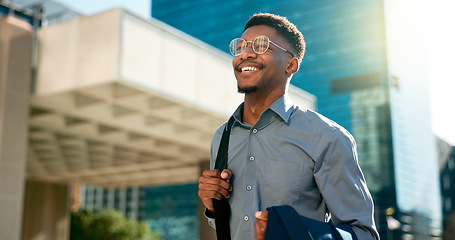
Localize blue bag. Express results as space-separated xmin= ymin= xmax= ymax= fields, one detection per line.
xmin=265 ymin=205 xmax=358 ymax=240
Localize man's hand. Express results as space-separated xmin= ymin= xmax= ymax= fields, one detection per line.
xmin=254 ymin=210 xmax=268 ymax=240
xmin=198 ymin=169 xmax=233 ymax=213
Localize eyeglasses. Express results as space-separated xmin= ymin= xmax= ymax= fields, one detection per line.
xmin=229 ymin=35 xmax=294 ymax=58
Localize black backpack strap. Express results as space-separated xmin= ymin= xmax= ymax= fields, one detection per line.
xmin=213 ymin=116 xmax=235 ymax=240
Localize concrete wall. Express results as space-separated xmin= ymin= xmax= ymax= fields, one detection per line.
xmin=21 ymin=181 xmax=70 ymax=240
xmin=36 ymin=8 xmax=242 ymax=117
xmin=0 ymin=14 xmax=71 ymax=240
xmin=0 ymin=15 xmax=32 ymax=240
xmin=36 ymin=9 xmax=315 ymax=117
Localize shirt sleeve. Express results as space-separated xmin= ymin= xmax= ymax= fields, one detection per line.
xmin=313 ymin=128 xmax=380 ymax=240
xmin=204 ymin=208 xmax=217 ymax=229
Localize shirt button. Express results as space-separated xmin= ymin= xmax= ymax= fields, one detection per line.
xmin=246 ymin=185 xmax=252 ymax=191
xmin=249 ymin=156 xmax=255 ymax=161
xmin=244 ymin=215 xmax=249 ymax=221
xmin=252 ymin=128 xmax=258 ymax=134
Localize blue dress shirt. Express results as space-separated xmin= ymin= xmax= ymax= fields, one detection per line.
xmin=206 ymin=95 xmax=379 ymax=240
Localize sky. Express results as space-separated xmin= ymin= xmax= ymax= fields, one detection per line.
xmin=54 ymin=0 xmax=455 ymax=146
xmin=422 ymin=0 xmax=455 ymax=146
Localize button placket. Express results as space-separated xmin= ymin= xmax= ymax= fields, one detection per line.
xmin=241 ymin=126 xmax=259 ymax=231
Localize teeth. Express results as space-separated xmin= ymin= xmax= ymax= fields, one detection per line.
xmin=241 ymin=66 xmax=259 ymax=72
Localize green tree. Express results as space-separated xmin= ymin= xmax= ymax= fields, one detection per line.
xmin=70 ymin=210 xmax=162 ymax=240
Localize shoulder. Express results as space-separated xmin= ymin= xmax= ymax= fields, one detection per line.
xmin=210 ymin=122 xmax=226 ymax=147
xmin=291 ymin=107 xmax=355 ymax=144
xmin=209 ymin=122 xmax=227 ymax=165
xmin=290 ymin=107 xmax=340 ymax=132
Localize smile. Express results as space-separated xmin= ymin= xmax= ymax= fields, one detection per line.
xmin=241 ymin=66 xmax=261 ymax=72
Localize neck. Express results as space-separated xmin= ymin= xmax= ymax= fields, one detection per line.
xmin=242 ymin=88 xmax=285 ymax=125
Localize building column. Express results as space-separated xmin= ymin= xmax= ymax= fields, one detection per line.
xmin=21 ymin=181 xmax=71 ymax=240
xmin=0 ymin=16 xmax=33 ymax=240
xmin=198 ymin=160 xmax=216 ymax=240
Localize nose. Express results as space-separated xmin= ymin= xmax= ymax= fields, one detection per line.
xmin=239 ymin=42 xmax=257 ymax=60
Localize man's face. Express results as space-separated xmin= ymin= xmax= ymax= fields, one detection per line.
xmin=232 ymin=25 xmax=292 ymax=94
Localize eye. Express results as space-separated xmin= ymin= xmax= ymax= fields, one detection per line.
xmin=236 ymin=44 xmax=245 ymax=54
xmin=254 ymin=37 xmax=269 ymax=54
xmin=230 ymin=38 xmax=246 ymax=56
xmin=255 ymin=43 xmax=268 ymax=53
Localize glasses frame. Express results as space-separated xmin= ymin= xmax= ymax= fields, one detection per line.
xmin=229 ymin=35 xmax=295 ymax=58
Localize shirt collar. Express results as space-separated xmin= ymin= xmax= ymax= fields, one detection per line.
xmin=268 ymin=94 xmax=295 ymax=123
xmin=232 ymin=94 xmax=295 ymax=125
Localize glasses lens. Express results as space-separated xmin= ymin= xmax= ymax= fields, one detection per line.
xmin=253 ymin=36 xmax=269 ymax=54
xmin=230 ymin=38 xmax=246 ymax=56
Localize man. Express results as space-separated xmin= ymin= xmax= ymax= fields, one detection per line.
xmin=198 ymin=13 xmax=379 ymax=240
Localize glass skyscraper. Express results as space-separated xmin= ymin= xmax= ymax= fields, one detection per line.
xmin=152 ymin=0 xmax=442 ymax=239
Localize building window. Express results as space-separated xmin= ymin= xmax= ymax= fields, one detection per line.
xmin=330 ymin=72 xmax=380 ymax=94
xmin=445 ymin=197 xmax=452 ymax=212
xmin=448 ymin=158 xmax=454 ymax=170
xmin=444 ymin=175 xmax=451 ymax=190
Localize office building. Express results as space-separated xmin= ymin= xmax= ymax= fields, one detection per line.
xmin=436 ymin=137 xmax=455 ymax=238
xmin=152 ymin=0 xmax=442 ymax=238
xmin=80 ymin=184 xmax=200 ymax=240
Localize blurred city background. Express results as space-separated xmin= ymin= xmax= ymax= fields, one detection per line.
xmin=0 ymin=0 xmax=454 ymax=239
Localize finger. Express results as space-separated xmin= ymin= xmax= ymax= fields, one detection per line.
xmin=221 ymin=169 xmax=233 ymax=181
xmin=198 ymin=189 xmax=225 ymax=200
xmin=221 ymin=171 xmax=228 ymax=179
xmin=202 ymin=169 xmax=221 ymax=178
xmin=199 ymin=183 xmax=231 ymax=199
xmin=255 ymin=211 xmax=268 ymax=221
xmin=254 ymin=215 xmax=267 ymax=240
xmin=198 ymin=176 xmax=232 ymax=192
xmin=202 ymin=169 xmax=233 ymax=181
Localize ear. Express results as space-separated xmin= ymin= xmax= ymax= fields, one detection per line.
xmin=285 ymin=57 xmax=299 ymax=74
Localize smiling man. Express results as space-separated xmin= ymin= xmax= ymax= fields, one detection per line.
xmin=198 ymin=13 xmax=379 ymax=240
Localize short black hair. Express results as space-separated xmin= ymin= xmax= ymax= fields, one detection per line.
xmin=244 ymin=13 xmax=305 ymax=61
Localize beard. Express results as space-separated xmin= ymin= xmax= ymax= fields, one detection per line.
xmin=237 ymin=86 xmax=258 ymax=94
